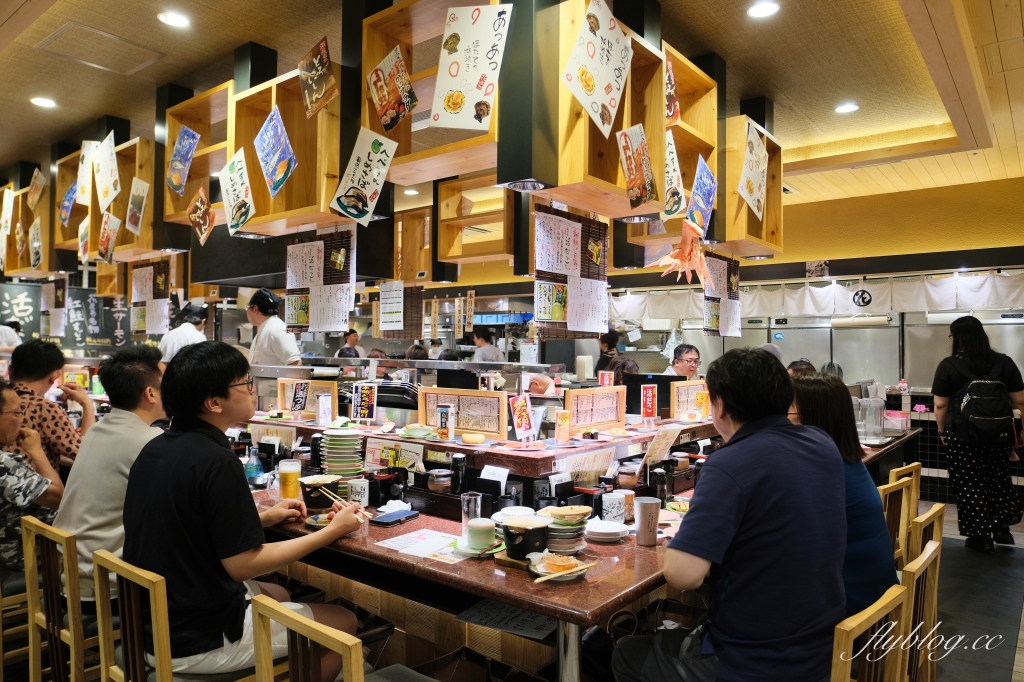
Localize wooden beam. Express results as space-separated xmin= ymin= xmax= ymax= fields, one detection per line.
xmin=785 ymin=136 xmax=961 ymax=175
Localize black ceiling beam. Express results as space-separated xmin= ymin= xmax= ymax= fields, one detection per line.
xmin=690 ymin=52 xmax=727 ymax=244
xmin=431 ymin=177 xmax=458 ymax=283
xmin=4 ymin=161 xmax=40 ymax=190
xmin=151 ymin=83 xmax=194 ymax=254
xmin=234 ymin=43 xmax=278 ymax=92
xmin=740 ymin=96 xmax=774 ymax=135
xmin=613 ymin=0 xmax=661 ymax=45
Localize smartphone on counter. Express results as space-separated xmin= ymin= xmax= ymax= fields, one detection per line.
xmin=369 ymin=510 xmax=420 ymax=527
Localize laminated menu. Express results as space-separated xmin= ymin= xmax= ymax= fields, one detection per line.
xmin=534 ymin=212 xmax=581 ymax=276
xmin=616 ymin=124 xmax=657 ymax=209
xmin=368 ymin=45 xmax=418 ymax=133
xmin=25 ymin=168 xmax=45 ymax=212
xmin=299 ymin=37 xmax=340 ymax=119
xmin=29 ymin=218 xmax=42 ymax=269
xmin=219 ymin=148 xmax=255 ymax=235
xmin=509 ymin=393 xmax=533 ymax=439
xmin=125 ymin=177 xmax=149 ymax=236
xmin=187 ymin=187 xmax=214 ymax=247
xmin=97 ymin=212 xmax=121 ymax=264
xmin=58 ymin=183 xmax=76 ymax=226
xmin=686 ymin=155 xmax=717 ymax=238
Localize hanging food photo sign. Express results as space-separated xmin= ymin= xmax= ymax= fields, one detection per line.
xmin=298 ymin=37 xmax=340 ymax=119
xmin=616 ymin=123 xmax=657 ymax=209
xmin=563 ymin=0 xmax=632 ymax=139
xmin=219 ymin=148 xmax=255 ymax=235
xmin=430 ymin=4 xmax=513 ymax=131
xmin=368 ymin=45 xmax=419 ymax=133
xmin=254 ymin=106 xmax=297 ymax=200
xmin=332 ymin=127 xmax=398 ymax=226
xmin=737 ymin=122 xmax=769 ymax=221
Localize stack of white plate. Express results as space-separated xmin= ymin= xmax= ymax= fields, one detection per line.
xmin=321 ymin=429 xmax=364 ymax=495
xmin=547 ymin=522 xmax=587 ymax=555
xmin=585 ymin=520 xmax=629 ymax=543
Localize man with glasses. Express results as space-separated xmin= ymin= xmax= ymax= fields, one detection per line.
xmin=124 ymin=342 xmax=364 ymax=679
xmin=0 ymin=379 xmax=63 ymax=574
xmin=54 ymin=346 xmax=166 ymax=614
xmin=663 ymin=344 xmax=701 ymax=380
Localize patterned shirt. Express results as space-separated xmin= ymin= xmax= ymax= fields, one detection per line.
xmin=0 ymin=451 xmax=55 ymax=571
xmin=10 ymin=383 xmax=82 ymax=470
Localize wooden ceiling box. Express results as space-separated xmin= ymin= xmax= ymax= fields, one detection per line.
xmin=232 ymin=66 xmax=344 ymax=236
xmin=54 ymin=149 xmax=94 ymax=252
xmin=365 ymin=0 xmax=500 ymax=187
xmin=96 ymin=262 xmax=125 ymax=298
xmin=723 ymin=116 xmax=783 ymax=257
xmin=4 ymin=182 xmax=51 ymax=277
xmin=395 ymin=207 xmax=431 ymax=282
xmin=436 ymin=171 xmax=514 ymax=264
xmin=164 ymin=81 xmax=234 ymax=228
xmin=91 ymin=138 xmax=159 ymax=263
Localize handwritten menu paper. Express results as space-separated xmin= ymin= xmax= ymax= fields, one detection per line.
xmin=286 ymin=241 xmax=324 ymax=289
xmin=720 ymin=298 xmax=741 ymax=337
xmin=47 ymin=309 xmax=67 ymax=338
xmin=308 ymin=283 xmax=352 ymax=332
xmin=458 ymin=395 xmax=501 ymax=432
xmin=93 ymin=131 xmax=120 ymax=213
xmin=535 ymin=281 xmax=567 ymax=322
xmin=562 ymin=0 xmax=632 ymax=139
xmin=368 ymin=45 xmax=418 ymax=133
xmin=737 ymin=122 xmax=769 ymax=220
xmin=125 ymin=177 xmax=149 ymax=236
xmin=664 ymin=134 xmax=685 ymax=217
xmin=166 ymin=128 xmax=199 ymax=197
xmin=617 ymin=124 xmax=657 ymax=209
xmin=25 ymin=169 xmax=45 ymax=212
xmin=77 ymin=141 xmax=98 ymax=206
xmin=567 ymin=276 xmax=608 ymax=333
xmin=41 ymin=283 xmax=55 ymax=311
xmin=145 ymin=298 xmax=170 ymax=335
xmin=372 ymin=300 xmax=381 ymax=337
xmin=643 ymin=425 xmax=683 ymax=465
xmin=379 ymin=280 xmax=405 ymax=330
xmin=219 ymin=148 xmax=255 ymax=235
xmin=0 ymin=189 xmax=12 ymax=235
xmin=430 ymin=5 xmax=513 ymax=131
xmin=454 ymin=297 xmax=464 ymax=338
xmin=703 ymin=256 xmax=726 ymax=296
xmin=188 ymin=187 xmax=214 ymax=246
xmin=298 ymin=37 xmax=340 ymax=119
xmin=131 ymin=266 xmax=153 ymax=304
xmin=534 ymin=212 xmax=581 ymax=276
xmin=686 ymin=155 xmax=717 ymax=238
xmin=333 ymin=127 xmax=398 ymax=226
xmin=465 ymin=290 xmax=475 ymax=330
xmin=456 ymin=601 xmax=558 ymax=641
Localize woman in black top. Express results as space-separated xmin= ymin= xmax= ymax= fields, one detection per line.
xmin=933 ymin=316 xmax=1024 ymax=553
xmin=594 ymin=330 xmax=620 ymax=374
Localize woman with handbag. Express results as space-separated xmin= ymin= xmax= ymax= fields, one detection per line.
xmin=933 ymin=316 xmax=1024 ymax=553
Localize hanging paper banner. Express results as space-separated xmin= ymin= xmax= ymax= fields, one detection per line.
xmin=665 ymin=58 xmax=680 ymax=127
xmin=166 ymin=127 xmax=199 ymax=196
xmin=455 ymin=297 xmax=465 ymax=339
xmin=465 ymin=290 xmax=475 ymax=331
xmin=188 ymin=187 xmax=214 ymax=246
xmin=286 ymin=241 xmax=324 ymax=289
xmin=368 ymin=45 xmax=419 ymax=133
xmin=93 ymin=131 xmax=121 ymax=213
xmin=686 ymin=155 xmax=717 ymax=238
xmin=77 ymin=141 xmax=98 ymax=206
xmin=534 ymin=212 xmax=582 ymax=277
xmin=0 ymin=189 xmax=12 ymax=236
xmin=664 ymin=134 xmax=685 ymax=218
xmin=567 ymin=276 xmax=608 ymax=333
xmin=125 ymin=177 xmax=149 ymax=236
xmin=77 ymin=217 xmax=90 ymax=263
xmin=562 ymin=0 xmax=632 ymax=139
xmin=430 ymin=5 xmax=513 ymax=131
xmin=372 ymin=300 xmax=382 ymax=338
xmin=58 ymin=182 xmax=76 ymax=227
xmin=308 ymin=284 xmax=352 ymax=332
xmin=97 ymin=212 xmax=121 ymax=264
xmin=430 ymin=299 xmax=439 ymax=339
xmin=379 ymin=280 xmax=405 ymax=330
xmin=254 ymin=107 xmax=297 ymax=199
xmin=616 ymin=123 xmax=657 ymax=209
xmin=29 ymin=218 xmax=43 ymax=269
xmin=146 ymin=299 xmax=170 ymax=335
xmin=219 ymin=148 xmax=255 ymax=235
xmin=737 ymin=122 xmax=769 ymax=221
xmin=25 ymin=169 xmax=45 ymax=212
xmin=332 ymin=127 xmax=398 ymax=226
xmin=298 ymin=37 xmax=340 ymax=119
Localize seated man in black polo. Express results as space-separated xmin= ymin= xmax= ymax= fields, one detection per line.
xmin=123 ymin=341 xmax=366 ymax=681
xmin=612 ymin=348 xmax=846 ymax=682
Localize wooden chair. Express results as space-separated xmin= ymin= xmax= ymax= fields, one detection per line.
xmin=0 ymin=569 xmax=32 ymax=682
xmin=907 ymin=504 xmax=945 ymax=565
xmin=901 ymin=540 xmax=942 ymax=682
xmin=22 ymin=516 xmax=101 ymax=682
xmin=888 ymin=464 xmax=922 ymax=521
xmin=877 ymin=478 xmax=913 ymax=569
xmin=251 ymin=595 xmax=432 ymax=682
xmin=831 ymin=584 xmax=908 ymax=682
xmin=93 ymin=550 xmax=287 ymax=682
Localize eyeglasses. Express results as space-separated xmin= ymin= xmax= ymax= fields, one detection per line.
xmin=228 ymin=374 xmax=255 ymax=393
xmin=681 ymin=358 xmax=701 ymax=367
xmin=1 ymin=410 xmax=25 ymax=418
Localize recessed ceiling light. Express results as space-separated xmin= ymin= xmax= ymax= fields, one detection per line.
xmin=158 ymin=11 xmax=189 ymax=27
xmin=835 ymin=103 xmax=859 ymax=113
xmin=747 ymin=2 xmax=779 ymax=17
xmin=30 ymin=97 xmax=56 ymax=108
xmin=404 ymin=189 xmax=419 ymax=196
xmin=935 ymin=121 xmax=943 ymax=125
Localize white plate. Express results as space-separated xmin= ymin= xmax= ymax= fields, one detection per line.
xmin=451 ymin=537 xmax=505 ymax=557
xmin=529 ymin=561 xmax=590 ymax=581
xmin=547 ymin=541 xmax=587 ymax=555
xmin=586 ymin=520 xmax=629 ymax=534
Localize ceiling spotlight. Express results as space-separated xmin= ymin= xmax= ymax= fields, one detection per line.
xmin=747 ymin=1 xmax=779 ymax=17
xmin=835 ymin=103 xmax=859 ymax=113
xmin=158 ymin=11 xmax=190 ymax=27
xmin=403 ymin=189 xmax=419 ymax=195
xmin=743 ymin=254 xmax=775 ymax=260
xmin=30 ymin=97 xmax=56 ymax=108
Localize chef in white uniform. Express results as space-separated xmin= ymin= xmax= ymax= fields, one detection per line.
xmin=246 ymin=288 xmax=302 ymax=366
xmin=158 ymin=303 xmax=209 ymax=362
xmin=471 ymin=329 xmax=503 ymax=362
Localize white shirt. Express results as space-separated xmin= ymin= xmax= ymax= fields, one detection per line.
xmin=663 ymin=365 xmax=683 ymax=376
xmin=0 ymin=325 xmax=22 ymax=348
xmin=249 ymin=315 xmax=302 ymax=366
xmin=158 ymin=322 xmax=207 ymax=362
xmin=428 ymin=347 xmax=443 ymax=360
xmin=53 ymin=409 xmax=162 ymax=599
xmin=472 ymin=344 xmax=503 ymax=362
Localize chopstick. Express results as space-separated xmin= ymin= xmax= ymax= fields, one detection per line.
xmin=317 ymin=486 xmax=374 ymax=519
xmin=477 ymin=539 xmax=504 ymax=556
xmin=533 ymin=561 xmax=599 ymax=583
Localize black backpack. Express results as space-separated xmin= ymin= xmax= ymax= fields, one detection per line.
xmin=950 ymin=355 xmax=1015 ymax=447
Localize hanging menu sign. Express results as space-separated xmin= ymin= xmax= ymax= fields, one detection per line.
xmin=333 ymin=127 xmax=398 ymax=226
xmin=77 ymin=141 xmax=98 ymax=206
xmin=534 ymin=212 xmax=581 ymax=277
xmin=25 ymin=169 xmax=45 ymax=212
xmin=131 ymin=266 xmax=154 ymax=304
xmin=372 ymin=300 xmax=381 ymax=338
xmin=379 ymin=280 xmax=405 ymax=330
xmin=219 ymin=148 xmax=255 ymax=235
xmin=465 ymin=290 xmax=475 ymax=331
xmin=368 ymin=45 xmax=418 ymax=133
xmin=616 ymin=123 xmax=657 ymax=209
xmin=664 ymin=134 xmax=685 ymax=218
xmin=308 ymin=283 xmax=352 ymax=332
xmin=93 ymin=131 xmax=121 ymax=213
xmin=430 ymin=299 xmax=439 ymax=339
xmin=0 ymin=189 xmax=12 ymax=236
xmin=286 ymin=241 xmax=325 ymax=289
xmin=737 ymin=122 xmax=769 ymax=221
xmin=298 ymin=37 xmax=340 ymax=119
xmin=455 ymin=297 xmax=465 ymax=339
xmin=566 ymin=276 xmax=608 ymax=333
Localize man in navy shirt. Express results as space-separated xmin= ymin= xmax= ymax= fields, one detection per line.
xmin=612 ymin=348 xmax=846 ymax=682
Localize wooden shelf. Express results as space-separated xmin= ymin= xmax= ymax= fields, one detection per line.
xmin=435 ymin=171 xmax=513 ymax=264
xmin=396 ymin=208 xmax=431 ymax=282
xmin=669 ymin=120 xmax=715 ymax=154
xmin=438 ymin=208 xmax=504 ymax=230
xmin=722 ymin=116 xmax=783 ymax=257
xmin=663 ymin=42 xmax=718 ymax=208
xmin=54 ymin=148 xmax=93 ymax=251
xmin=86 ymin=138 xmax=161 ymax=263
xmin=5 ymin=182 xmax=52 ymax=277
xmin=230 ymin=66 xmax=346 ymax=237
xmin=187 ymin=142 xmax=229 ymax=180
xmin=96 ymin=262 xmax=125 ymax=298
xmin=408 ymin=67 xmax=437 ymax=109
xmin=626 ymin=218 xmax=684 ymax=247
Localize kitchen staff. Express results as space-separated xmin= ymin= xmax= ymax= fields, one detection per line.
xmin=663 ymin=344 xmax=700 ymax=379
xmin=159 ymin=303 xmax=208 ymax=362
xmin=472 ymin=329 xmax=503 ymax=362
xmin=246 ymin=288 xmax=302 ymax=366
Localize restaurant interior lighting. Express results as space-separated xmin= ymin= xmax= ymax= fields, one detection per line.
xmin=30 ymin=97 xmax=56 ymax=108
xmin=747 ymin=2 xmax=780 ymax=17
xmin=158 ymin=11 xmax=190 ymax=27
xmin=231 ymin=233 xmax=267 ymax=241
xmin=831 ymin=315 xmax=891 ymax=328
xmin=744 ymin=254 xmax=774 ymax=260
xmin=404 ymin=189 xmax=418 ymax=195
xmin=835 ymin=102 xmax=859 ymax=113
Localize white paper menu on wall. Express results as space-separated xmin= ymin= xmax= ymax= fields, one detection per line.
xmin=562 ymin=0 xmax=633 ymax=139
xmin=379 ymin=280 xmax=405 ymax=330
xmin=534 ymin=212 xmax=581 ymax=277
xmin=430 ymin=4 xmax=514 ymax=131
xmin=131 ymin=266 xmax=154 ymax=304
xmin=703 ymin=256 xmax=727 ymax=296
xmin=566 ymin=276 xmax=608 ymax=333
xmin=146 ymin=298 xmax=170 ymax=335
xmin=308 ymin=283 xmax=352 ymax=332
xmin=719 ymin=298 xmax=741 ymax=337
xmin=286 ymin=241 xmax=325 ymax=289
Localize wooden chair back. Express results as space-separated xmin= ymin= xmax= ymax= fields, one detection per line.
xmin=877 ymin=478 xmax=913 ymax=567
xmin=252 ymin=594 xmax=364 ymax=682
xmin=0 ymin=569 xmax=32 ymax=682
xmin=831 ymin=584 xmax=908 ymax=682
xmin=888 ymin=463 xmax=921 ymax=521
xmin=93 ymin=549 xmax=171 ymax=682
xmin=901 ymin=540 xmax=942 ymax=682
xmin=907 ymin=503 xmax=945 ymax=565
xmin=22 ymin=516 xmax=93 ymax=682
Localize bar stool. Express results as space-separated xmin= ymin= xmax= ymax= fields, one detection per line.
xmin=830 ymin=584 xmax=908 ymax=682
xmin=877 ymin=478 xmax=913 ymax=569
xmin=251 ymin=595 xmax=433 ymax=682
xmin=92 ymin=550 xmax=287 ymax=682
xmin=888 ymin=463 xmax=922 ymax=519
xmin=22 ymin=517 xmax=100 ymax=682
xmin=901 ymin=540 xmax=941 ymax=682
xmin=0 ymin=569 xmax=31 ymax=682
xmin=907 ymin=503 xmax=945 ymax=565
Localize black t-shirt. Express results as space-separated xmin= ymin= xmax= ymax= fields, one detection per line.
xmin=123 ymin=420 xmax=265 ymax=658
xmin=932 ymin=353 xmax=1024 ymax=399
xmin=594 ymin=350 xmax=617 ymax=373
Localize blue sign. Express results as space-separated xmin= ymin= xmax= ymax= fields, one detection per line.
xmin=773 ymin=332 xmax=785 ymax=340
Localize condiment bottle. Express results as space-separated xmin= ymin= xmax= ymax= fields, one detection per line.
xmin=451 ymin=453 xmax=467 ymax=494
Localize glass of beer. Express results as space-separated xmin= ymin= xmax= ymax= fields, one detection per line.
xmin=279 ymin=459 xmax=302 ymax=500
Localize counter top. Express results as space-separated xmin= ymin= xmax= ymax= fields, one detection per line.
xmin=861 ymin=428 xmax=921 ymax=466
